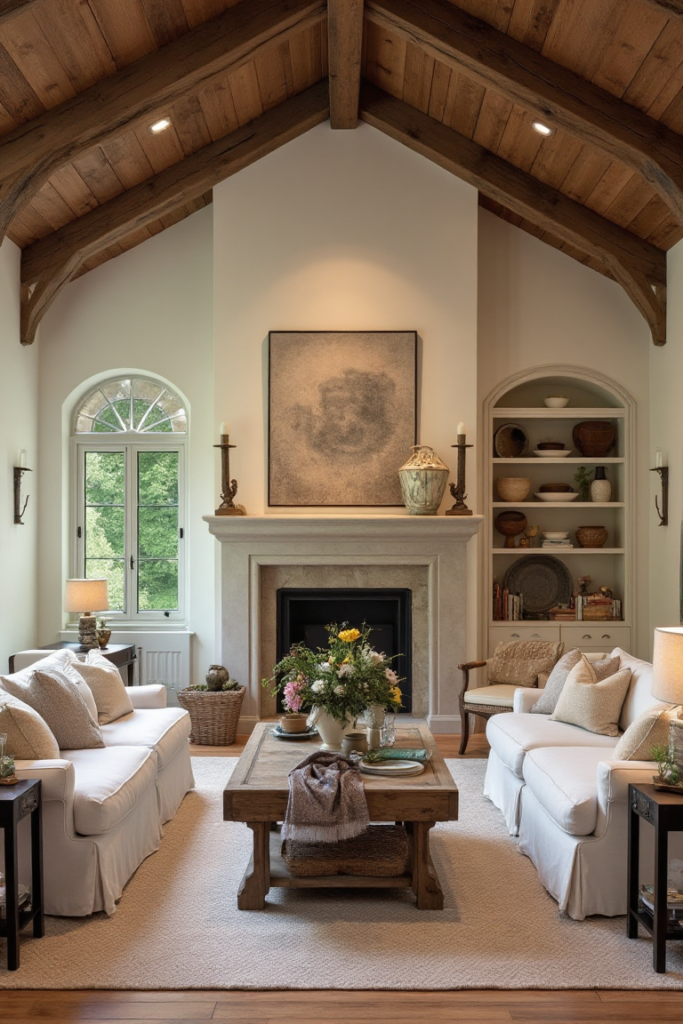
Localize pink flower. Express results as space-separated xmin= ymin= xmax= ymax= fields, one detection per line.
xmin=283 ymin=677 xmax=305 ymax=712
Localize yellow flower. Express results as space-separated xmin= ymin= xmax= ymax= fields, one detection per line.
xmin=390 ymin=685 xmax=402 ymax=705
xmin=338 ymin=628 xmax=361 ymax=642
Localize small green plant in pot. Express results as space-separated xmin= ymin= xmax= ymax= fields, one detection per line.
xmin=178 ymin=665 xmax=244 ymax=745
xmin=651 ymin=742 xmax=683 ymax=789
xmin=573 ymin=466 xmax=592 ymax=502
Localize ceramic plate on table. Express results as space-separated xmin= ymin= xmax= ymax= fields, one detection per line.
xmin=269 ymin=726 xmax=318 ymax=740
xmin=533 ymin=449 xmax=572 ymax=458
xmin=503 ymin=554 xmax=573 ymax=615
xmin=534 ymin=492 xmax=579 ymax=502
xmin=360 ymin=760 xmax=425 ymax=777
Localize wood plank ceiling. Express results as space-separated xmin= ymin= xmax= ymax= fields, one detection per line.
xmin=1 ymin=0 xmax=683 ymax=345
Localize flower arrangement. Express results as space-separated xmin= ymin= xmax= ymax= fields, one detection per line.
xmin=263 ymin=623 xmax=403 ymax=723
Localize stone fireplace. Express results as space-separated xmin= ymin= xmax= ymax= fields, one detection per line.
xmin=203 ymin=515 xmax=482 ymax=733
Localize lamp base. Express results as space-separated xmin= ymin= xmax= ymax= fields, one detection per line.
xmin=78 ymin=613 xmax=99 ymax=651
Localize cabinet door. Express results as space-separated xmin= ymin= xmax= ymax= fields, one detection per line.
xmin=489 ymin=624 xmax=561 ymax=654
xmin=560 ymin=625 xmax=630 ymax=651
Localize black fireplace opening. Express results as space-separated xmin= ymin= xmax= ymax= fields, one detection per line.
xmin=276 ymin=588 xmax=412 ymax=713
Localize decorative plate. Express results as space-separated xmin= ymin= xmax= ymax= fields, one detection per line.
xmin=269 ymin=726 xmax=319 ymax=740
xmin=502 ymin=555 xmax=573 ymax=615
xmin=494 ymin=423 xmax=530 ymax=458
xmin=360 ymin=760 xmax=424 ymax=777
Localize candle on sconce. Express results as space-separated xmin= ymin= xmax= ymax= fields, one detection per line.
xmin=220 ymin=421 xmax=231 ymax=437
xmin=655 ymin=447 xmax=663 ymax=468
xmin=18 ymin=450 xmax=27 ymax=468
xmin=457 ymin=422 xmax=467 ymax=438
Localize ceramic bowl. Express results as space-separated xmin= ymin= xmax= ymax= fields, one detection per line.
xmin=534 ymin=492 xmax=579 ymax=502
xmin=544 ymin=397 xmax=569 ymax=408
xmin=533 ymin=449 xmax=572 ymax=458
xmin=537 ymin=441 xmax=566 ymax=450
xmin=539 ymin=483 xmax=572 ymax=492
xmin=576 ymin=525 xmax=608 ymax=548
xmin=496 ymin=477 xmax=531 ymax=502
xmin=279 ymin=714 xmax=310 ymax=734
xmin=542 ymin=531 xmax=569 ymax=540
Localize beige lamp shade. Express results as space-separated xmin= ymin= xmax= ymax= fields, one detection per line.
xmin=64 ymin=578 xmax=109 ymax=614
xmin=652 ymin=627 xmax=683 ymax=704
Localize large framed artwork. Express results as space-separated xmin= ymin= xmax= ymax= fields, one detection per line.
xmin=268 ymin=331 xmax=418 ymax=506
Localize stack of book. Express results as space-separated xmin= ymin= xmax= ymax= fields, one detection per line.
xmin=493 ymin=583 xmax=524 ymax=621
xmin=548 ymin=606 xmax=576 ymax=621
xmin=541 ymin=539 xmax=573 ymax=550
xmin=576 ymin=594 xmax=622 ymax=620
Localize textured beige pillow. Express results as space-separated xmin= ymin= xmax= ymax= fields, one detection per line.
xmin=531 ymin=650 xmax=620 ymax=715
xmin=2 ymin=668 xmax=105 ymax=750
xmin=488 ymin=639 xmax=564 ymax=687
xmin=73 ymin=652 xmax=134 ymax=724
xmin=551 ymin=655 xmax=632 ymax=737
xmin=613 ymin=704 xmax=673 ymax=760
xmin=0 ymin=691 xmax=60 ymax=759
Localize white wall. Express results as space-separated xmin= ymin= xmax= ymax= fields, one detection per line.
xmin=649 ymin=238 xmax=683 ymax=640
xmin=478 ymin=209 xmax=652 ymax=657
xmin=35 ymin=208 xmax=214 ymax=680
xmin=0 ymin=238 xmax=39 ymax=669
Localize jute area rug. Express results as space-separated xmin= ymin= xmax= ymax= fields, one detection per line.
xmin=2 ymin=756 xmax=683 ymax=990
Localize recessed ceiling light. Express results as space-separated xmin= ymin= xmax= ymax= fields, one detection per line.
xmin=149 ymin=117 xmax=171 ymax=135
xmin=532 ymin=120 xmax=554 ymax=137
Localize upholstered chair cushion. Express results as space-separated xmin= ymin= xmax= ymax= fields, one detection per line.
xmin=551 ymin=655 xmax=632 ymax=737
xmin=72 ymin=650 xmax=134 ymax=724
xmin=613 ymin=704 xmax=674 ymax=760
xmin=0 ymin=691 xmax=60 ymax=759
xmin=531 ymin=650 xmax=620 ymax=715
xmin=487 ymin=639 xmax=564 ymax=688
xmin=2 ymin=668 xmax=105 ymax=750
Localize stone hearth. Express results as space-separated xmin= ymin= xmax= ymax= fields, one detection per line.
xmin=203 ymin=515 xmax=482 ymax=733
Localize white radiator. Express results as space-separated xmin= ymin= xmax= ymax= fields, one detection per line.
xmin=139 ymin=648 xmax=183 ymax=687
xmin=60 ymin=630 xmax=192 ymax=688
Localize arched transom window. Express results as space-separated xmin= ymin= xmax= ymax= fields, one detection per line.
xmin=72 ymin=376 xmax=187 ymax=623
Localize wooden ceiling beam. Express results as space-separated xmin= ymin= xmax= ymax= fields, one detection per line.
xmin=328 ymin=0 xmax=364 ymax=128
xmin=19 ymin=82 xmax=330 ymax=346
xmin=0 ymin=0 xmax=44 ymax=22
xmin=366 ymin=0 xmax=683 ymax=225
xmin=360 ymin=83 xmax=667 ymax=345
xmin=640 ymin=0 xmax=683 ymax=18
xmin=0 ymin=0 xmax=325 ymax=242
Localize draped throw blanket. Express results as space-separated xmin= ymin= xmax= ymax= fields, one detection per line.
xmin=281 ymin=751 xmax=369 ymax=843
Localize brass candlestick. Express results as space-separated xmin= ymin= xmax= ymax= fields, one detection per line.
xmin=214 ymin=434 xmax=245 ymax=516
xmin=446 ymin=434 xmax=473 ymax=516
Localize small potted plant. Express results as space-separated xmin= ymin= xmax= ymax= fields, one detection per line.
xmin=177 ymin=665 xmax=245 ymax=745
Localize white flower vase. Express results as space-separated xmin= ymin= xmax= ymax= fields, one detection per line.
xmin=364 ymin=703 xmax=386 ymax=750
xmin=307 ymin=706 xmax=354 ymax=752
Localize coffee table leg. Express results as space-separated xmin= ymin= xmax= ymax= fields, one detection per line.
xmin=410 ymin=821 xmax=444 ymax=910
xmin=237 ymin=821 xmax=271 ymax=910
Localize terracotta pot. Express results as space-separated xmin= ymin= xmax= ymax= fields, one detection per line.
xmin=496 ymin=477 xmax=531 ymax=501
xmin=576 ymin=525 xmax=608 ymax=548
xmin=495 ymin=510 xmax=528 ymax=548
xmin=279 ymin=713 xmax=309 ymax=733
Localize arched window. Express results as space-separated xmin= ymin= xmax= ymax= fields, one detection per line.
xmin=72 ymin=376 xmax=187 ymax=623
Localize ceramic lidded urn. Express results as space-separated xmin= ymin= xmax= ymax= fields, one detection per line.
xmin=398 ymin=445 xmax=450 ymax=515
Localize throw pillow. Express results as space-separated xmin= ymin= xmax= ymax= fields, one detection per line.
xmin=551 ymin=655 xmax=633 ymax=737
xmin=0 ymin=691 xmax=60 ymax=760
xmin=531 ymin=650 xmax=620 ymax=715
xmin=1 ymin=668 xmax=105 ymax=750
xmin=613 ymin=704 xmax=674 ymax=761
xmin=488 ymin=639 xmax=564 ymax=688
xmin=72 ymin=651 xmax=134 ymax=724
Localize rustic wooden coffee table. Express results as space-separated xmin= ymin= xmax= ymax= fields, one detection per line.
xmin=223 ymin=721 xmax=458 ymax=910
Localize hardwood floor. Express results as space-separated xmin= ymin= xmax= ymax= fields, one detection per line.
xmin=4 ymin=732 xmax=680 ymax=1020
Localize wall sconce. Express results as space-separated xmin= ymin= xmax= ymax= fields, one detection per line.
xmin=651 ymin=448 xmax=668 ymax=526
xmin=13 ymin=450 xmax=31 ymax=525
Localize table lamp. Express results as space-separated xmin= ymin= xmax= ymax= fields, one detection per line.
xmin=652 ymin=627 xmax=683 ymax=766
xmin=65 ymin=578 xmax=109 ymax=651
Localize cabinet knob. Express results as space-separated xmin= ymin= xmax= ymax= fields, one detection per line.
xmin=511 ymin=633 xmax=520 ymax=638
xmin=531 ymin=633 xmax=541 ymax=639
xmin=582 ymin=634 xmax=593 ymax=640
xmin=601 ymin=634 xmax=611 ymax=639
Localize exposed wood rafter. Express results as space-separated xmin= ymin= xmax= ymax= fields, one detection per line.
xmin=640 ymin=0 xmax=683 ymax=19
xmin=19 ymin=82 xmax=330 ymax=346
xmin=0 ymin=0 xmax=43 ymax=22
xmin=0 ymin=0 xmax=325 ymax=242
xmin=328 ymin=0 xmax=364 ymax=128
xmin=360 ymin=83 xmax=667 ymax=345
xmin=366 ymin=0 xmax=683 ymax=224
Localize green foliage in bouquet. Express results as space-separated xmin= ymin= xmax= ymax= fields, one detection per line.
xmin=263 ymin=622 xmax=404 ymax=723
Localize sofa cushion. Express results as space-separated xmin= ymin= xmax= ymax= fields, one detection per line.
xmin=613 ymin=703 xmax=673 ymax=760
xmin=73 ymin=651 xmax=134 ymax=724
xmin=0 ymin=691 xmax=60 ymax=759
xmin=486 ymin=711 xmax=617 ymax=778
xmin=612 ymin=648 xmax=657 ymax=731
xmin=99 ymin=708 xmax=191 ymax=769
xmin=551 ymin=657 xmax=632 ymax=737
xmin=523 ymin=746 xmax=616 ymax=836
xmin=64 ymin=745 xmax=157 ymax=835
xmin=465 ymin=683 xmax=519 ymax=707
xmin=488 ymin=640 xmax=564 ymax=687
xmin=531 ymin=650 xmax=620 ymax=715
xmin=1 ymin=648 xmax=99 ymax=725
xmin=2 ymin=668 xmax=105 ymax=750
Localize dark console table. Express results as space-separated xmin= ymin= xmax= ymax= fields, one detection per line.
xmin=0 ymin=779 xmax=44 ymax=970
xmin=9 ymin=642 xmax=136 ymax=686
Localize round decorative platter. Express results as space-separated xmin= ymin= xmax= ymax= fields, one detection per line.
xmin=360 ymin=760 xmax=425 ymax=777
xmin=502 ymin=554 xmax=573 ymax=615
xmin=269 ymin=726 xmax=319 ymax=740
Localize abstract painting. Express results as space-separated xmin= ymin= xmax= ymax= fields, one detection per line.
xmin=269 ymin=331 xmax=417 ymax=506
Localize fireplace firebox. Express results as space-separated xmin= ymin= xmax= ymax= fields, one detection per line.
xmin=276 ymin=588 xmax=411 ymax=712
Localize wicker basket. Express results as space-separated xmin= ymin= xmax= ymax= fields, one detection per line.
xmin=282 ymin=825 xmax=409 ymax=877
xmin=177 ymin=686 xmax=245 ymax=745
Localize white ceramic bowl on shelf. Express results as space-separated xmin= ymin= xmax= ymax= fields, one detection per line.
xmin=534 ymin=492 xmax=580 ymax=502
xmin=542 ymin=531 xmax=569 ymax=539
xmin=544 ymin=397 xmax=569 ymax=408
xmin=533 ymin=449 xmax=572 ymax=458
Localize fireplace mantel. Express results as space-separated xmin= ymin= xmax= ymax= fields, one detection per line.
xmin=204 ymin=514 xmax=483 ymax=733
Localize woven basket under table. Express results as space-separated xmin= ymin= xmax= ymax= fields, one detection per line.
xmin=177 ymin=687 xmax=245 ymax=745
xmin=282 ymin=824 xmax=409 ymax=877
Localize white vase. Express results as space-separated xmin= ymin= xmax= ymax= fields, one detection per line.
xmin=590 ymin=467 xmax=611 ymax=503
xmin=307 ymin=706 xmax=354 ymax=751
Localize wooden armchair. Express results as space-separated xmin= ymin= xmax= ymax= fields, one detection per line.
xmin=457 ymin=660 xmax=523 ymax=755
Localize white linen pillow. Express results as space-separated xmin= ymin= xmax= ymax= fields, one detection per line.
xmin=1 ymin=668 xmax=105 ymax=749
xmin=613 ymin=704 xmax=674 ymax=760
xmin=72 ymin=651 xmax=134 ymax=724
xmin=551 ymin=655 xmax=632 ymax=737
xmin=0 ymin=648 xmax=97 ymax=723
xmin=531 ymin=650 xmax=620 ymax=715
xmin=0 ymin=691 xmax=60 ymax=759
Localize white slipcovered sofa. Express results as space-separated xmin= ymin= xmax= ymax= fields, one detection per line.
xmin=1 ymin=649 xmax=194 ymax=917
xmin=484 ymin=648 xmax=681 ymax=920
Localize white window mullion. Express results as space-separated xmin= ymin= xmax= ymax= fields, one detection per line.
xmin=126 ymin=445 xmax=137 ymax=619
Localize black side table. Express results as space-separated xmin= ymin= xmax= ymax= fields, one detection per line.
xmin=0 ymin=779 xmax=44 ymax=970
xmin=628 ymin=782 xmax=683 ymax=973
xmin=9 ymin=642 xmax=137 ymax=686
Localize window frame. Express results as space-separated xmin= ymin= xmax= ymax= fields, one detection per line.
xmin=71 ymin=431 xmax=187 ymax=627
